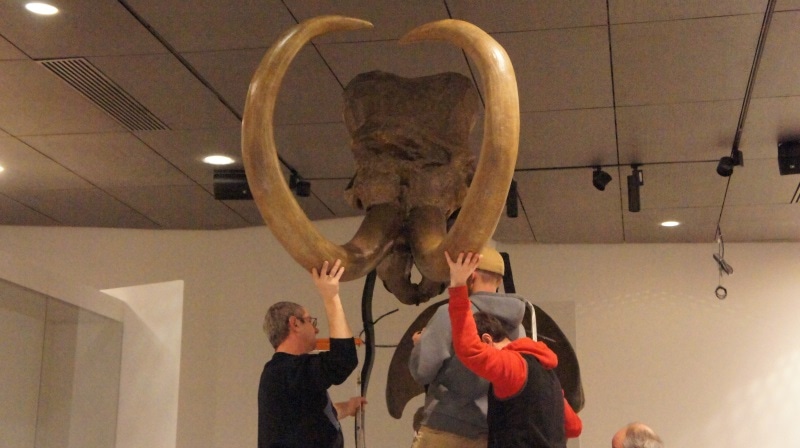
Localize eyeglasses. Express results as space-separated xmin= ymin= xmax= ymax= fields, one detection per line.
xmin=297 ymin=316 xmax=318 ymax=328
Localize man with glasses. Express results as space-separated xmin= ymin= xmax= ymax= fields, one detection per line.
xmin=259 ymin=260 xmax=366 ymax=448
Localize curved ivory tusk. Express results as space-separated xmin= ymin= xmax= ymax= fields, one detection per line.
xmin=242 ymin=16 xmax=404 ymax=281
xmin=400 ymin=20 xmax=520 ymax=282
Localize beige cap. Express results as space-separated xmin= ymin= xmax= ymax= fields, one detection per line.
xmin=477 ymin=247 xmax=505 ymax=276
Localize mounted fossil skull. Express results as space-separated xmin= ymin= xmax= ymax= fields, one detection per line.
xmin=342 ymin=70 xmax=480 ymax=304
xmin=241 ymin=15 xmax=519 ymax=304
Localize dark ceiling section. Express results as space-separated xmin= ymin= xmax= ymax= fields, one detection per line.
xmin=0 ymin=0 xmax=798 ymax=242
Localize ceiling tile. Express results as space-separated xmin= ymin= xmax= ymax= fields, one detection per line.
xmin=609 ymin=0 xmax=768 ymax=24
xmin=450 ymin=0 xmax=608 ymax=31
xmin=631 ymin=162 xmax=728 ymax=209
xmin=135 ymin=128 xmax=242 ymax=185
xmin=739 ymin=96 xmax=800 ymax=158
xmin=623 ymin=206 xmax=721 ymax=243
xmin=0 ymin=35 xmax=26 ymax=60
xmin=0 ymin=61 xmax=125 ymax=136
xmin=89 ymin=53 xmax=240 ymax=130
xmin=612 ymin=15 xmax=763 ymax=105
xmin=725 ymin=158 xmax=800 ymax=205
xmin=108 ymin=184 xmax=249 ymax=229
xmin=0 ymin=194 xmax=59 ymax=226
xmin=5 ymin=188 xmax=158 ymax=228
xmin=492 ymin=26 xmax=613 ymax=112
xmin=186 ymin=46 xmax=347 ymax=124
xmin=720 ymin=203 xmax=800 ymax=241
xmin=0 ymin=0 xmax=165 ymax=59
xmin=514 ymin=169 xmax=624 ymax=243
xmin=751 ymin=10 xmax=800 ymax=98
xmin=126 ymin=0 xmax=297 ymax=52
xmin=287 ymin=0 xmax=448 ymax=43
xmin=275 ymin=124 xmax=354 ymax=179
xmin=20 ymin=133 xmax=195 ymax=188
xmin=494 ymin=213 xmax=536 ymax=243
xmin=0 ymin=138 xmax=94 ymax=191
xmin=616 ymin=100 xmax=741 ymax=163
xmin=517 ymin=108 xmax=617 ymax=169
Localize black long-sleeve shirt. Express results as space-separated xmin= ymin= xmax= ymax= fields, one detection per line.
xmin=258 ymin=338 xmax=358 ymax=448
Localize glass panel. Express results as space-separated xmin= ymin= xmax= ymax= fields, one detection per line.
xmin=0 ymin=278 xmax=122 ymax=448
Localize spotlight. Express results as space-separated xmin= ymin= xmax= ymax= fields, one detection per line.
xmin=506 ymin=179 xmax=519 ymax=218
xmin=289 ymin=172 xmax=311 ymax=197
xmin=592 ymin=167 xmax=612 ymax=191
xmin=627 ymin=165 xmax=643 ymax=212
xmin=716 ymin=148 xmax=742 ymax=177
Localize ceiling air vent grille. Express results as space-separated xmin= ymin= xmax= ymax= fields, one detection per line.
xmin=40 ymin=57 xmax=168 ymax=131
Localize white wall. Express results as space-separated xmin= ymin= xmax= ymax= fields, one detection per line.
xmin=0 ymin=222 xmax=798 ymax=448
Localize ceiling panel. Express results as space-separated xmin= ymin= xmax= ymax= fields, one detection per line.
xmin=135 ymin=128 xmax=242 ymax=185
xmin=20 ymin=132 xmax=195 ymax=188
xmin=611 ymin=14 xmax=763 ymax=106
xmin=721 ymin=203 xmax=800 ymax=241
xmin=126 ymin=0 xmax=296 ymax=52
xmin=0 ymin=61 xmax=125 ymax=135
xmin=0 ymin=0 xmax=164 ymax=58
xmin=632 ymin=162 xmax=728 ymax=209
xmin=107 ymin=185 xmax=247 ymax=229
xmin=517 ymin=108 xmax=617 ymax=169
xmin=287 ymin=0 xmax=449 ymax=43
xmin=0 ymin=195 xmax=59 ymax=226
xmin=275 ymin=124 xmax=354 ymax=179
xmin=0 ymin=138 xmax=94 ymax=191
xmin=616 ymin=100 xmax=741 ymax=164
xmin=609 ymin=0 xmax=768 ymax=24
xmin=450 ymin=0 xmax=608 ymax=31
xmin=739 ymin=96 xmax=800 ymax=159
xmin=514 ymin=169 xmax=624 ymax=243
xmin=89 ymin=54 xmax=240 ymax=130
xmin=492 ymin=26 xmax=612 ymax=112
xmin=751 ymin=10 xmax=800 ymax=98
xmin=0 ymin=35 xmax=26 ymax=60
xmin=5 ymin=187 xmax=158 ymax=228
xmin=623 ymin=206 xmax=721 ymax=243
xmin=186 ymin=46 xmax=349 ymax=124
xmin=725 ymin=158 xmax=800 ymax=205
xmin=0 ymin=1 xmax=797 ymax=243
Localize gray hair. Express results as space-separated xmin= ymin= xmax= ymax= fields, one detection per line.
xmin=622 ymin=423 xmax=663 ymax=448
xmin=263 ymin=301 xmax=304 ymax=349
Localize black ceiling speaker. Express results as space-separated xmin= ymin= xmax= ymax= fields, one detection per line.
xmin=778 ymin=141 xmax=800 ymax=175
xmin=213 ymin=169 xmax=253 ymax=200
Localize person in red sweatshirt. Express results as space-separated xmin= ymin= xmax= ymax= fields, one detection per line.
xmin=445 ymin=250 xmax=582 ymax=448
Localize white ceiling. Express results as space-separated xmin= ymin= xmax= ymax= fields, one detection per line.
xmin=0 ymin=0 xmax=798 ymax=244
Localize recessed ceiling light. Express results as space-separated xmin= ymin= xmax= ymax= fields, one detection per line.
xmin=0 ymin=165 xmax=5 ymax=173
xmin=203 ymin=155 xmax=235 ymax=165
xmin=25 ymin=2 xmax=59 ymax=15
xmin=661 ymin=221 xmax=680 ymax=227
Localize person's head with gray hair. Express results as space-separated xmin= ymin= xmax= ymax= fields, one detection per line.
xmin=263 ymin=301 xmax=306 ymax=349
xmin=611 ymin=422 xmax=663 ymax=448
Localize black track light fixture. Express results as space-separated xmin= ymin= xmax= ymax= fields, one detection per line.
xmin=289 ymin=172 xmax=311 ymax=197
xmin=592 ymin=166 xmax=612 ymax=191
xmin=716 ymin=148 xmax=743 ymax=177
xmin=627 ymin=165 xmax=643 ymax=212
xmin=506 ymin=179 xmax=519 ymax=218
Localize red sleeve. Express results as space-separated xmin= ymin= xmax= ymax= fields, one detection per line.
xmin=563 ymin=396 xmax=583 ymax=438
xmin=448 ymin=286 xmax=527 ymax=398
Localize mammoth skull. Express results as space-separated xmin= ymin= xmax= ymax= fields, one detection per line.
xmin=242 ymin=16 xmax=519 ymax=303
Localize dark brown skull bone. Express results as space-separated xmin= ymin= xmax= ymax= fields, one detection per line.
xmin=341 ymin=71 xmax=479 ymax=303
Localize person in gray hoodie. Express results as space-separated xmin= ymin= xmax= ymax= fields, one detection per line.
xmin=408 ymin=247 xmax=529 ymax=448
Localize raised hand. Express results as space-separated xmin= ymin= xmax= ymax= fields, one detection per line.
xmin=444 ymin=251 xmax=481 ymax=287
xmin=312 ymin=259 xmax=345 ymax=301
